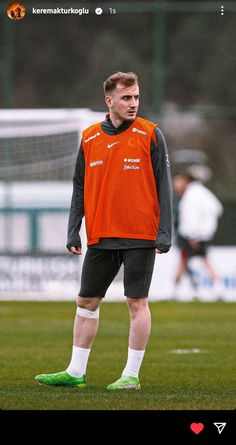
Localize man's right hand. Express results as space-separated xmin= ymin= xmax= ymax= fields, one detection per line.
xmin=188 ymin=239 xmax=200 ymax=249
xmin=69 ymin=246 xmax=82 ymax=255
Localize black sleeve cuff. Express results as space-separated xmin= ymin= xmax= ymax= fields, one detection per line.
xmin=155 ymin=243 xmax=170 ymax=253
xmin=66 ymin=239 xmax=81 ymax=251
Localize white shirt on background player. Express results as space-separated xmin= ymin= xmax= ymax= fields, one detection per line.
xmin=178 ymin=181 xmax=223 ymax=241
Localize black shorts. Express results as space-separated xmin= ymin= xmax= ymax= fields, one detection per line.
xmin=79 ymin=248 xmax=156 ymax=298
xmin=177 ymin=235 xmax=209 ymax=258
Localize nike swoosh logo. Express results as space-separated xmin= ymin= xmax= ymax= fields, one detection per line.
xmin=107 ymin=141 xmax=120 ymax=148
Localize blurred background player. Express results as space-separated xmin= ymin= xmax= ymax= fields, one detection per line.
xmin=35 ymin=71 xmax=172 ymax=391
xmin=173 ymin=168 xmax=223 ymax=298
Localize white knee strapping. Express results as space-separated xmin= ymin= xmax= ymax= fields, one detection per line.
xmin=76 ymin=306 xmax=100 ymax=319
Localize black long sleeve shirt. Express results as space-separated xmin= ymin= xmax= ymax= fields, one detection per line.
xmin=67 ymin=116 xmax=173 ymax=251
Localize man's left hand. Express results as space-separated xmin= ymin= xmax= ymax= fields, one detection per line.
xmin=155 ymin=246 xmax=170 ymax=254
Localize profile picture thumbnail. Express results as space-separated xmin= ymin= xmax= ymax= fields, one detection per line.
xmin=6 ymin=2 xmax=26 ymax=20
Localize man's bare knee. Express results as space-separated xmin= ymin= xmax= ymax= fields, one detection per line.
xmin=76 ymin=296 xmax=101 ymax=311
xmin=126 ymin=297 xmax=149 ymax=317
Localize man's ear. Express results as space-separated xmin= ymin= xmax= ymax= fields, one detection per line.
xmin=105 ymin=95 xmax=113 ymax=108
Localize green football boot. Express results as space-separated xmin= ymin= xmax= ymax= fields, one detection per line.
xmin=35 ymin=371 xmax=86 ymax=388
xmin=107 ymin=376 xmax=141 ymax=391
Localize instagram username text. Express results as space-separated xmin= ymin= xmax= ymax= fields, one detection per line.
xmin=32 ymin=7 xmax=89 ymax=15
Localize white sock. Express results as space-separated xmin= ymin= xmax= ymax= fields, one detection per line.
xmin=122 ymin=347 xmax=145 ymax=378
xmin=66 ymin=346 xmax=91 ymax=378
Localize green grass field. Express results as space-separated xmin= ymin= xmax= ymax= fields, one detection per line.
xmin=1 ymin=301 xmax=235 ymax=410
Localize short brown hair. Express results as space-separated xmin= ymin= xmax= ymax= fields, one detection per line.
xmin=103 ymin=72 xmax=138 ymax=95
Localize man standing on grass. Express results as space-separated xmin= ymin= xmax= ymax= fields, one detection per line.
xmin=35 ymin=71 xmax=172 ymax=390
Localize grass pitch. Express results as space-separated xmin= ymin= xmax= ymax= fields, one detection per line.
xmin=0 ymin=301 xmax=235 ymax=410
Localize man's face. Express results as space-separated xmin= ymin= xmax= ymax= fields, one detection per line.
xmin=105 ymin=83 xmax=139 ymax=122
xmin=173 ymin=175 xmax=188 ymax=196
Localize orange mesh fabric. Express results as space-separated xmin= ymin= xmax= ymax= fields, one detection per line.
xmin=82 ymin=117 xmax=160 ymax=245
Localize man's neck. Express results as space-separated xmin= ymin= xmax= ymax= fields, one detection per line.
xmin=109 ymin=115 xmax=124 ymax=128
xmin=109 ymin=114 xmax=136 ymax=129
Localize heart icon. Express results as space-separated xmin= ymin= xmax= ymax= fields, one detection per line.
xmin=190 ymin=423 xmax=204 ymax=435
